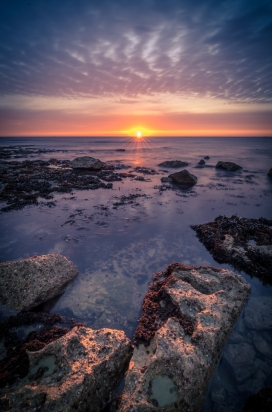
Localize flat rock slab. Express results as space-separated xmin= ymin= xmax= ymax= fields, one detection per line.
xmin=0 ymin=254 xmax=78 ymax=311
xmin=168 ymin=170 xmax=197 ymax=187
xmin=70 ymin=156 xmax=104 ymax=170
xmin=191 ymin=215 xmax=272 ymax=284
xmin=215 ymin=161 xmax=242 ymax=171
xmin=118 ymin=262 xmax=250 ymax=412
xmin=0 ymin=312 xmax=132 ymax=411
xmin=158 ymin=161 xmax=188 ymax=168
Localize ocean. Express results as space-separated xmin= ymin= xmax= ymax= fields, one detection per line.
xmin=0 ymin=136 xmax=272 ymax=410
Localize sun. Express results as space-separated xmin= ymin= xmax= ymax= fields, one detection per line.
xmin=136 ymin=131 xmax=142 ymax=138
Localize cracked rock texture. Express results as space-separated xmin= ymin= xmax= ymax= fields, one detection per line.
xmin=0 ymin=325 xmax=132 ymax=411
xmin=118 ymin=263 xmax=250 ymax=412
xmin=0 ymin=254 xmax=78 ymax=311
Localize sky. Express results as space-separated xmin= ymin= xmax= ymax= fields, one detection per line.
xmin=0 ymin=0 xmax=272 ymax=137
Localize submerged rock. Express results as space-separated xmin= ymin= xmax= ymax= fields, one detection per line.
xmin=0 ymin=255 xmax=78 ymax=312
xmin=118 ymin=262 xmax=250 ymax=412
xmin=158 ymin=160 xmax=188 ymax=168
xmin=0 ymin=312 xmax=132 ymax=411
xmin=215 ymin=161 xmax=242 ymax=171
xmin=224 ymin=343 xmax=257 ymax=383
xmin=168 ymin=169 xmax=197 ymax=187
xmin=192 ymin=215 xmax=272 ymax=284
xmin=244 ymin=296 xmax=272 ymax=330
xmin=70 ymin=156 xmax=104 ymax=170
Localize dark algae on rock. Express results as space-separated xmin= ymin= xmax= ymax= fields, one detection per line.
xmin=0 ymin=313 xmax=132 ymax=411
xmin=192 ymin=215 xmax=272 ymax=284
xmin=0 ymin=312 xmax=81 ymax=388
xmin=134 ymin=263 xmax=196 ymax=347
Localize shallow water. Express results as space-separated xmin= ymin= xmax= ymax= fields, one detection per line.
xmin=0 ymin=136 xmax=272 ymax=410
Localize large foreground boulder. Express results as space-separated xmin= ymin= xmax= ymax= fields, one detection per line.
xmin=118 ymin=263 xmax=250 ymax=412
xmin=268 ymin=168 xmax=272 ymax=175
xmin=158 ymin=160 xmax=188 ymax=168
xmin=71 ymin=156 xmax=104 ymax=170
xmin=0 ymin=312 xmax=132 ymax=411
xmin=0 ymin=255 xmax=78 ymax=312
xmin=191 ymin=215 xmax=272 ymax=284
xmin=215 ymin=161 xmax=242 ymax=171
xmin=168 ymin=170 xmax=197 ymax=187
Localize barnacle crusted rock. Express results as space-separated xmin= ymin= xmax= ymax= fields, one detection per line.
xmin=0 ymin=321 xmax=132 ymax=411
xmin=191 ymin=215 xmax=272 ymax=284
xmin=0 ymin=254 xmax=78 ymax=311
xmin=118 ymin=263 xmax=250 ymax=412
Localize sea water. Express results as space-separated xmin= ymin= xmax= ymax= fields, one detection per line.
xmin=0 ymin=136 xmax=272 ymax=410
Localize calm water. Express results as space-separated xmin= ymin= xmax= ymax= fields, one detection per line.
xmin=1 ymin=136 xmax=272 ymax=411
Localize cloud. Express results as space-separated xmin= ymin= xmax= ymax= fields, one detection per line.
xmin=0 ymin=0 xmax=271 ymax=102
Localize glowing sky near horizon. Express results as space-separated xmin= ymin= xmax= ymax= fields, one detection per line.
xmin=0 ymin=0 xmax=272 ymax=136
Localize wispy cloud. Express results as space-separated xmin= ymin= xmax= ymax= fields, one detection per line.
xmin=0 ymin=0 xmax=271 ymax=102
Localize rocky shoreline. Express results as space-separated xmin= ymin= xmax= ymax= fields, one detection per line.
xmin=1 ymin=147 xmax=272 ymax=410
xmin=0 ymin=256 xmax=252 ymax=411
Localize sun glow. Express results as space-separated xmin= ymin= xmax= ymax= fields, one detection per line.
xmin=136 ymin=131 xmax=142 ymax=138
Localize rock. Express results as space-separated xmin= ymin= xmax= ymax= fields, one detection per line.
xmin=198 ymin=159 xmax=205 ymax=165
xmin=191 ymin=215 xmax=272 ymax=284
xmin=0 ymin=315 xmax=132 ymax=411
xmin=0 ymin=255 xmax=78 ymax=312
xmin=253 ymin=333 xmax=272 ymax=359
xmin=204 ymin=156 xmax=210 ymax=160
xmin=215 ymin=161 xmax=242 ymax=171
xmin=255 ymin=358 xmax=272 ymax=377
xmin=116 ymin=149 xmax=126 ymax=152
xmin=245 ymin=296 xmax=272 ymax=330
xmin=158 ymin=160 xmax=188 ymax=168
xmin=224 ymin=343 xmax=257 ymax=383
xmin=244 ymin=386 xmax=272 ymax=412
xmin=267 ymin=168 xmax=272 ymax=175
xmin=118 ymin=262 xmax=250 ymax=412
xmin=161 ymin=177 xmax=173 ymax=183
xmin=168 ymin=170 xmax=197 ymax=187
xmin=71 ymin=156 xmax=103 ymax=170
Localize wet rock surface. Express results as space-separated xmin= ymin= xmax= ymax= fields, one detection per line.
xmin=70 ymin=156 xmax=104 ymax=170
xmin=191 ymin=215 xmax=272 ymax=284
xmin=168 ymin=169 xmax=197 ymax=187
xmin=0 ymin=312 xmax=132 ymax=411
xmin=0 ymin=255 xmax=78 ymax=312
xmin=118 ymin=262 xmax=250 ymax=411
xmin=158 ymin=160 xmax=188 ymax=168
xmin=215 ymin=161 xmax=242 ymax=171
xmin=244 ymin=386 xmax=272 ymax=412
xmin=0 ymin=158 xmax=116 ymax=212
